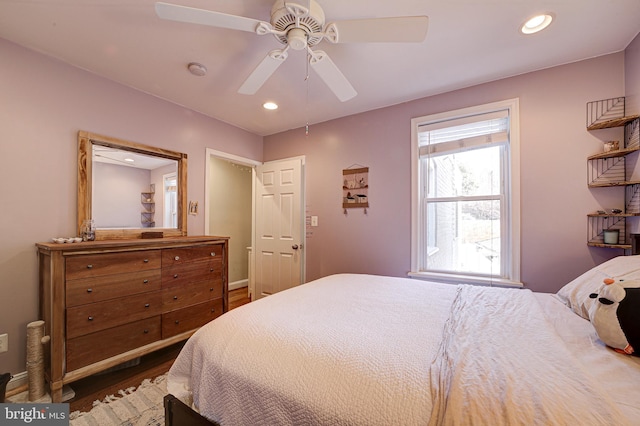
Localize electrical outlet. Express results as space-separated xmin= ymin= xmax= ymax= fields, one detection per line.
xmin=0 ymin=333 xmax=8 ymax=353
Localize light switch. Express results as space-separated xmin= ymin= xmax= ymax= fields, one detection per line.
xmin=311 ymin=216 xmax=318 ymax=227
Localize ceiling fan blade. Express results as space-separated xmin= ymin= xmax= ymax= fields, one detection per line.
xmin=155 ymin=2 xmax=269 ymax=33
xmin=309 ymin=50 xmax=356 ymax=102
xmin=238 ymin=49 xmax=289 ymax=95
xmin=325 ymin=16 xmax=428 ymax=43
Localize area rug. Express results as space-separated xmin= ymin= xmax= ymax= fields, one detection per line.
xmin=69 ymin=373 xmax=167 ymax=426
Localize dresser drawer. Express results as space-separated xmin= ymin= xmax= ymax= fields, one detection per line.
xmin=162 ymin=244 xmax=222 ymax=266
xmin=162 ymin=280 xmax=224 ymax=312
xmin=66 ymin=270 xmax=161 ymax=307
xmin=66 ymin=291 xmax=162 ymax=339
xmin=66 ymin=317 xmax=161 ymax=371
xmin=162 ymin=299 xmax=223 ymax=338
xmin=66 ymin=251 xmax=161 ymax=280
xmin=162 ymin=261 xmax=223 ymax=288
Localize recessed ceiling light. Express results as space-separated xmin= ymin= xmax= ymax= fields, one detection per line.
xmin=521 ymin=13 xmax=554 ymax=34
xmin=263 ymin=102 xmax=278 ymax=110
xmin=187 ymin=62 xmax=207 ymax=76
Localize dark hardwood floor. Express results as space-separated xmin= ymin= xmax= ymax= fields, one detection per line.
xmin=68 ymin=287 xmax=251 ymax=413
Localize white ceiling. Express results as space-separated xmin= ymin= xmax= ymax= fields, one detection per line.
xmin=0 ymin=0 xmax=638 ymax=136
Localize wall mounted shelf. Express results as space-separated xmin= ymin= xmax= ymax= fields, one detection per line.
xmin=586 ymin=97 xmax=640 ymax=250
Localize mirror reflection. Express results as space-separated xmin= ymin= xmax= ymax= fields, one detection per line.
xmin=77 ymin=131 xmax=188 ymax=240
xmin=92 ymin=145 xmax=178 ymax=229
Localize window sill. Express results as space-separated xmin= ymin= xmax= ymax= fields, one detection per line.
xmin=407 ymin=271 xmax=523 ymax=288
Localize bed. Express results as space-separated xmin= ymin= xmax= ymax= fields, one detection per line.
xmin=165 ymin=258 xmax=640 ymax=425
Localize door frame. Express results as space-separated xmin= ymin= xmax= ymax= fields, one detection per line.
xmin=204 ymin=149 xmax=305 ymax=298
xmin=205 ymin=149 xmax=261 ymax=293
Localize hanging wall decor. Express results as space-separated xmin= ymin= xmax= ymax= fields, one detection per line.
xmin=343 ymin=166 xmax=369 ymax=213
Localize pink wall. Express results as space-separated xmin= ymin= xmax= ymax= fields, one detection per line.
xmin=0 ymin=38 xmax=262 ymax=375
xmin=265 ymin=52 xmax=631 ymax=293
xmin=625 ymin=33 xmax=640 ymax=114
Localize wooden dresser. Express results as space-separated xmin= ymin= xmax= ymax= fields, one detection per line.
xmin=36 ymin=236 xmax=229 ymax=402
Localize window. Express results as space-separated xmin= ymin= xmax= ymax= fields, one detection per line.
xmin=410 ymin=99 xmax=521 ymax=287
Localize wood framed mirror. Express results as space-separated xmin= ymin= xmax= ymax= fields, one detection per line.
xmin=78 ymin=130 xmax=188 ymax=240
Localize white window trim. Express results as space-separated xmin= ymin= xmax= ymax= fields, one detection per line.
xmin=409 ymin=98 xmax=522 ymax=287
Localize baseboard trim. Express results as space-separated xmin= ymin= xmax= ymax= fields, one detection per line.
xmin=229 ymin=279 xmax=248 ymax=291
xmin=6 ymin=371 xmax=27 ymax=395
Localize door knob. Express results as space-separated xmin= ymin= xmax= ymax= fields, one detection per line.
xmin=292 ymin=244 xmax=299 ymax=250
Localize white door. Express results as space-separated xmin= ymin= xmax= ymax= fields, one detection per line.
xmin=254 ymin=157 xmax=305 ymax=299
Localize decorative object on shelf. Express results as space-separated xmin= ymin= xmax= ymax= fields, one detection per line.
xmin=586 ymin=96 xmax=640 ymax=252
xmin=52 ymin=237 xmax=83 ymax=244
xmin=603 ymin=141 xmax=620 ymax=152
xmin=343 ymin=165 xmax=369 ymax=214
xmin=80 ymin=219 xmax=95 ymax=242
xmin=603 ymin=229 xmax=620 ymax=245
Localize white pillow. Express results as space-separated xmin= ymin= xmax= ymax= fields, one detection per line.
xmin=555 ymin=255 xmax=640 ymax=319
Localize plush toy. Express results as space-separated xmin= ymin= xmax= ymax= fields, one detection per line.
xmin=588 ymin=278 xmax=640 ymax=356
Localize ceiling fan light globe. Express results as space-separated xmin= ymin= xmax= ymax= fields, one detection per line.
xmin=287 ymin=28 xmax=308 ymax=50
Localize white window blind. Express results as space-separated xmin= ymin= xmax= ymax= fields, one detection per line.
xmin=418 ymin=110 xmax=509 ymax=157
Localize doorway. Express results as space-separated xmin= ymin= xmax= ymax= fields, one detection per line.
xmin=205 ymin=149 xmax=305 ymax=300
xmin=205 ymin=150 xmax=259 ymax=294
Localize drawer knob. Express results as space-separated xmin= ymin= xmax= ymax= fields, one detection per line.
xmin=88 ymin=316 xmax=94 ymax=321
xmin=173 ymin=274 xmax=178 ymax=279
xmin=211 ymin=308 xmax=215 ymax=313
xmin=210 ymin=268 xmax=214 ymax=272
xmin=86 ymin=264 xmax=93 ymax=269
xmin=210 ymin=287 xmax=213 ymax=292
xmin=174 ymin=256 xmax=180 ymax=261
xmin=173 ymin=296 xmax=178 ymax=300
xmin=143 ymin=329 xmax=149 ymax=334
xmin=86 ymin=288 xmax=93 ymax=293
xmin=210 ymin=252 xmax=216 ymax=257
xmin=143 ymin=259 xmax=149 ymax=263
xmin=145 ymin=303 xmax=150 ymax=308
xmin=175 ymin=320 xmax=180 ymax=325
xmin=143 ymin=279 xmax=149 ymax=284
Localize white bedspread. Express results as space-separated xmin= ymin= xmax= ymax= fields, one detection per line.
xmin=428 ymin=285 xmax=632 ymax=426
xmin=168 ymin=274 xmax=456 ymax=425
xmin=167 ymin=274 xmax=639 ymax=425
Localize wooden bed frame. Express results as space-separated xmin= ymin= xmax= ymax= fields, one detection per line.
xmin=164 ymin=394 xmax=219 ymax=426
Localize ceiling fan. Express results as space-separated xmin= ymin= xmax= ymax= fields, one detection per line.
xmin=155 ymin=0 xmax=429 ymax=102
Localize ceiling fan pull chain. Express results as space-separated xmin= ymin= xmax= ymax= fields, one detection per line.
xmin=305 ymin=50 xmax=310 ymax=136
